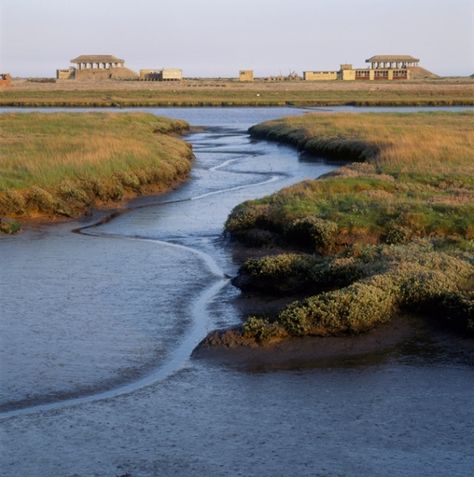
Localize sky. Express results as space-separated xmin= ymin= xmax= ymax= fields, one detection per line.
xmin=0 ymin=0 xmax=473 ymax=77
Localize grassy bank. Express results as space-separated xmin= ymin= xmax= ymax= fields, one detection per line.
xmin=1 ymin=78 xmax=473 ymax=107
xmin=0 ymin=112 xmax=192 ymax=232
xmin=220 ymin=112 xmax=474 ymax=345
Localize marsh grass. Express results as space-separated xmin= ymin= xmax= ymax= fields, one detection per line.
xmin=1 ymin=80 xmax=474 ymax=107
xmin=0 ymin=113 xmax=192 ymax=223
xmin=225 ymin=112 xmax=474 ymax=343
xmin=229 ymin=112 xmax=474 ymax=244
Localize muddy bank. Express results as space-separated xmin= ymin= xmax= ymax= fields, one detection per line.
xmin=0 ymin=113 xmax=194 ymax=234
xmin=195 ymin=314 xmax=474 ymax=369
xmin=1 ymin=171 xmax=192 ymax=237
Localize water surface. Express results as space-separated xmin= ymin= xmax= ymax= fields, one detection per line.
xmin=1 ymin=107 xmax=473 ymax=477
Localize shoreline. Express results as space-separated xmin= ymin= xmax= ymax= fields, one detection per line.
xmin=1 ymin=100 xmax=474 ymax=108
xmin=1 ymin=171 xmax=192 ymax=236
xmin=197 ymin=110 xmax=473 ymax=359
xmin=194 ymin=314 xmax=474 ymax=369
xmin=0 ymin=112 xmax=194 ymax=235
xmin=2 ymin=77 xmax=473 ymax=108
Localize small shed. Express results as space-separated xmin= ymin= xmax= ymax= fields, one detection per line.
xmin=239 ymin=70 xmax=254 ymax=82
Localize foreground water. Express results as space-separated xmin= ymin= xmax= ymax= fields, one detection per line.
xmin=1 ymin=107 xmax=473 ymax=477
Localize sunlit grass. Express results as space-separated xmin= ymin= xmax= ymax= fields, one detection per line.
xmin=1 ymin=81 xmax=473 ymax=107
xmin=222 ymin=111 xmax=474 ymax=343
xmin=234 ymin=112 xmax=474 ymax=241
xmin=0 ymin=113 xmax=192 ymax=220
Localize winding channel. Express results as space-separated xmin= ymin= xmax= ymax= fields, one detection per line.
xmin=2 ymin=107 xmax=474 ymax=477
xmin=0 ymin=108 xmax=335 ymax=419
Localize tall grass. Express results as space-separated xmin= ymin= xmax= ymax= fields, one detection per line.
xmin=0 ymin=113 xmax=192 ymax=222
xmin=231 ymin=112 xmax=474 ymax=243
xmin=222 ymin=112 xmax=474 ymax=344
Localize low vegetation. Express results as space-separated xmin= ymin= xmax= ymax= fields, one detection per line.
xmin=1 ymin=78 xmax=473 ymax=107
xmin=223 ymin=112 xmax=474 ymax=344
xmin=0 ymin=112 xmax=192 ymax=230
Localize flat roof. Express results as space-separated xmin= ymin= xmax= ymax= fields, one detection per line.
xmin=366 ymin=55 xmax=419 ymax=62
xmin=71 ymin=55 xmax=124 ymax=63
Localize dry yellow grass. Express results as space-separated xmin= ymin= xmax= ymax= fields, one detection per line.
xmin=1 ymin=78 xmax=473 ymax=106
xmin=0 ymin=113 xmax=192 ymax=228
xmin=221 ymin=111 xmax=474 ymax=345
xmin=229 ymin=112 xmax=474 ymax=243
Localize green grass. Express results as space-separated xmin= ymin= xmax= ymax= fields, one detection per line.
xmin=0 ymin=112 xmax=192 ymax=227
xmin=223 ymin=111 xmax=474 ymax=343
xmin=229 ymin=112 xmax=474 ymax=244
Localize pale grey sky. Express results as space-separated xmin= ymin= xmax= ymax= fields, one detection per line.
xmin=1 ymin=0 xmax=473 ymax=77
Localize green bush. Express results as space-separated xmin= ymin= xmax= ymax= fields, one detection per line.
xmin=439 ymin=291 xmax=474 ymax=333
xmin=26 ymin=186 xmax=56 ymax=213
xmin=0 ymin=190 xmax=26 ymax=215
xmin=278 ymin=275 xmax=397 ymax=336
xmin=242 ymin=316 xmax=284 ymax=342
xmin=382 ymin=222 xmax=412 ymax=244
xmin=225 ymin=202 xmax=269 ymax=232
xmin=0 ymin=219 xmax=21 ymax=234
xmin=285 ymin=216 xmax=338 ymax=253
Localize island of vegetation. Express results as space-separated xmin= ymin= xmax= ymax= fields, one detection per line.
xmin=202 ymin=111 xmax=474 ymax=350
xmin=0 ymin=112 xmax=192 ymax=233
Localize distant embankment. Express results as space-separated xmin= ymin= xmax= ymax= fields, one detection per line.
xmin=1 ymin=78 xmax=473 ymax=106
xmin=0 ymin=113 xmax=193 ymax=233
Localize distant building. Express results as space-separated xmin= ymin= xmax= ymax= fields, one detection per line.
xmin=304 ymin=55 xmax=426 ymax=81
xmin=0 ymin=73 xmax=12 ymax=88
xmin=139 ymin=69 xmax=162 ymax=81
xmin=139 ymin=68 xmax=183 ymax=81
xmin=57 ymin=55 xmax=138 ymax=81
xmin=303 ymin=71 xmax=338 ymax=81
xmin=56 ymin=68 xmax=75 ymax=80
xmin=161 ymin=68 xmax=183 ymax=81
xmin=366 ymin=55 xmax=419 ymax=69
xmin=239 ymin=70 xmax=254 ymax=82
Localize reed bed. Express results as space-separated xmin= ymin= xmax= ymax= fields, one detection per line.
xmin=0 ymin=113 xmax=192 ymax=231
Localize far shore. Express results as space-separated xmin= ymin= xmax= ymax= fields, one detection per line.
xmin=1 ymin=77 xmax=473 ymax=107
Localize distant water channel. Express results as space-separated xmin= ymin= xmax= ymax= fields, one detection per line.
xmin=1 ymin=106 xmax=473 ymax=477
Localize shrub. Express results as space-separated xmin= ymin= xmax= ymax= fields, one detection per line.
xmin=277 ymin=275 xmax=397 ymax=336
xmin=0 ymin=190 xmax=26 ymax=215
xmin=286 ymin=216 xmax=338 ymax=253
xmin=0 ymin=219 xmax=21 ymax=234
xmin=26 ymin=186 xmax=56 ymax=213
xmin=225 ymin=203 xmax=269 ymax=232
xmin=58 ymin=181 xmax=91 ymax=206
xmin=382 ymin=222 xmax=412 ymax=244
xmin=242 ymin=316 xmax=285 ymax=342
xmin=116 ymin=171 xmax=142 ymax=191
xmin=439 ymin=291 xmax=474 ymax=333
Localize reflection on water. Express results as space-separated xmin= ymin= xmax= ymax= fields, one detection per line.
xmin=1 ymin=107 xmax=473 ymax=477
